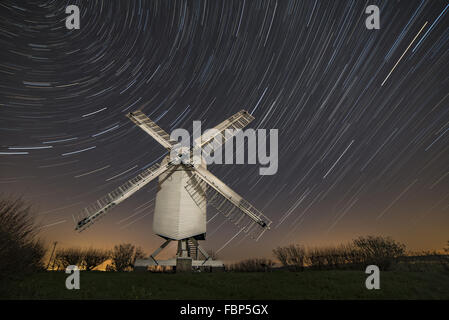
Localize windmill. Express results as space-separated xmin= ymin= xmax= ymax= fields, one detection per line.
xmin=75 ymin=109 xmax=272 ymax=270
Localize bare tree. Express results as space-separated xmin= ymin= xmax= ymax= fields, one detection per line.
xmin=273 ymin=246 xmax=289 ymax=267
xmin=273 ymin=245 xmax=306 ymax=270
xmin=110 ymin=243 xmax=135 ymax=271
xmin=0 ymin=195 xmax=47 ymax=278
xmin=273 ymin=238 xmax=407 ymax=271
xmin=83 ymin=248 xmax=110 ymax=271
xmin=105 ymin=264 xmax=115 ymax=272
xmin=286 ymin=244 xmax=306 ymax=270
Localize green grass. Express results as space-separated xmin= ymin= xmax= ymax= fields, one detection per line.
xmin=2 ymin=269 xmax=448 ymax=300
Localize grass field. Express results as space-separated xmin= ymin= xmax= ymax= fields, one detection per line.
xmin=2 ymin=269 xmax=448 ymax=299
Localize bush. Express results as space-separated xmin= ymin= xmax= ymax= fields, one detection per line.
xmin=0 ymin=195 xmax=47 ymax=279
xmin=52 ymin=244 xmax=144 ymax=271
xmin=54 ymin=248 xmax=84 ymax=270
xmin=110 ymin=243 xmax=135 ymax=271
xmin=286 ymin=244 xmax=307 ymax=271
xmin=440 ymin=241 xmax=449 ymax=272
xmin=83 ymin=248 xmax=110 ymax=271
xmin=352 ymin=235 xmax=406 ymax=270
xmin=105 ymin=264 xmax=115 ymax=272
xmin=110 ymin=243 xmax=146 ymax=271
xmin=272 ymin=246 xmax=289 ymax=267
xmin=272 ymin=236 xmax=406 ymax=271
xmin=308 ymin=245 xmax=358 ymax=270
xmin=53 ymin=247 xmax=110 ymax=271
xmin=228 ymin=258 xmax=274 ymax=272
xmin=273 ymin=244 xmax=306 ymax=271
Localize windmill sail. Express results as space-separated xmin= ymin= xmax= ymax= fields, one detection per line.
xmin=194 ymin=110 xmax=254 ymax=153
xmin=185 ymin=166 xmax=271 ymax=240
xmin=127 ymin=110 xmax=176 ymax=150
xmin=75 ymin=162 xmax=174 ymax=231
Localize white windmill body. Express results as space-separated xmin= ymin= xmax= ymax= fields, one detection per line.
xmin=75 ymin=109 xmax=272 ymax=271
xmin=153 ymin=156 xmax=207 ymax=241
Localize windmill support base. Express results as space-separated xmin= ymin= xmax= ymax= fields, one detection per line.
xmin=134 ymin=237 xmax=224 ymax=272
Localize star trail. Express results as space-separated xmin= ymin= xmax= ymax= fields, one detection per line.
xmin=0 ymin=0 xmax=448 ymax=260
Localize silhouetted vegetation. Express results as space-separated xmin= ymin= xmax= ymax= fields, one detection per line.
xmin=227 ymin=258 xmax=275 ymax=272
xmin=54 ymin=248 xmax=84 ymax=270
xmin=82 ymin=248 xmax=110 ymax=271
xmin=49 ymin=244 xmax=145 ymax=272
xmin=443 ymin=241 xmax=449 ymax=272
xmin=406 ymin=242 xmax=449 ymax=273
xmin=109 ymin=243 xmax=146 ymax=271
xmin=308 ymin=245 xmax=358 ymax=270
xmin=52 ymin=247 xmax=110 ymax=271
xmin=0 ymin=195 xmax=47 ymax=280
xmin=273 ymin=235 xmax=407 ymax=271
xmin=110 ymin=243 xmax=135 ymax=271
xmin=272 ymin=244 xmax=306 ymax=271
xmin=353 ymin=235 xmax=405 ymax=270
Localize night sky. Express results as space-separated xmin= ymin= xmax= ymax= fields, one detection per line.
xmin=0 ymin=0 xmax=448 ymax=261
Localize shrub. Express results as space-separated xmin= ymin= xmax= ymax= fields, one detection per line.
xmin=352 ymin=235 xmax=406 ymax=270
xmin=308 ymin=248 xmax=325 ymax=270
xmin=111 ymin=243 xmax=135 ymax=271
xmin=83 ymin=248 xmax=110 ymax=271
xmin=286 ymin=244 xmax=306 ymax=270
xmin=228 ymin=258 xmax=274 ymax=272
xmin=54 ymin=248 xmax=84 ymax=270
xmin=0 ymin=195 xmax=47 ymax=279
xmin=272 ymin=236 xmax=406 ymax=271
xmin=110 ymin=243 xmax=145 ymax=271
xmin=308 ymin=245 xmax=357 ymax=270
xmin=440 ymin=241 xmax=449 ymax=272
xmin=105 ymin=264 xmax=115 ymax=272
xmin=273 ymin=244 xmax=306 ymax=271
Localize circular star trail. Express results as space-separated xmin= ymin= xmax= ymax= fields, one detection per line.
xmin=0 ymin=0 xmax=448 ymax=260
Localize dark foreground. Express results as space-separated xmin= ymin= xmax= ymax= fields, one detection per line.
xmin=2 ymin=270 xmax=448 ymax=300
